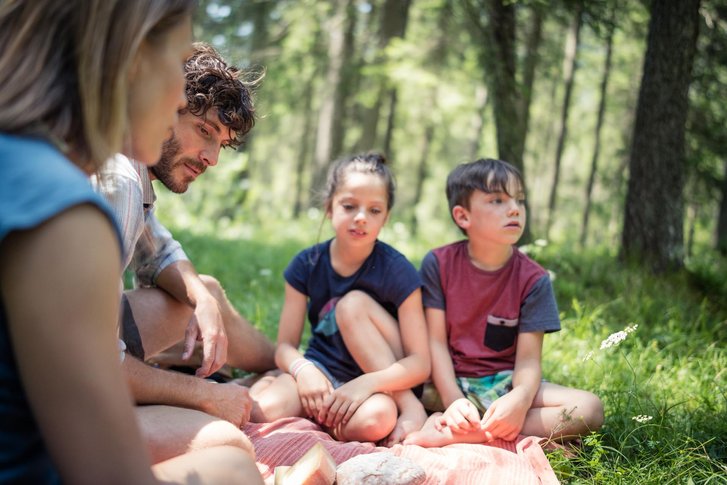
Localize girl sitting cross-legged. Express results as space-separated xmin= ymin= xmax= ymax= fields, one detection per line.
xmin=250 ymin=152 xmax=430 ymax=446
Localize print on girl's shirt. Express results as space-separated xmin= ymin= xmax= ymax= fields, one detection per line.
xmin=315 ymin=297 xmax=341 ymax=337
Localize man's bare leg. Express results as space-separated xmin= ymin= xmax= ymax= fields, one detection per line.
xmin=124 ymin=274 xmax=275 ymax=372
xmin=136 ymin=405 xmax=255 ymax=464
xmin=153 ymin=445 xmax=263 ymax=485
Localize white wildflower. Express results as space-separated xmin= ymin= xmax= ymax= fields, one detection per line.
xmin=632 ymin=415 xmax=653 ymax=423
xmin=259 ymin=268 xmax=272 ymax=277
xmin=600 ymin=331 xmax=628 ymax=349
xmin=600 ymin=324 xmax=638 ymax=350
xmin=534 ymin=239 xmax=548 ymax=247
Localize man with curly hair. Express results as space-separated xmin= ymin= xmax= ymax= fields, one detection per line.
xmin=94 ymin=42 xmax=275 ymax=463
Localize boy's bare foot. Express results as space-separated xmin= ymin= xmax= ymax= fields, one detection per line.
xmin=404 ymin=413 xmax=494 ymax=447
xmin=402 ymin=413 xmax=456 ymax=447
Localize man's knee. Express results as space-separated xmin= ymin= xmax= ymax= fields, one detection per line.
xmin=153 ymin=445 xmax=263 ymax=484
xmin=193 ymin=419 xmax=255 ymax=458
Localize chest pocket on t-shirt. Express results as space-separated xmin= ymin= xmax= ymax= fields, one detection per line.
xmin=484 ymin=315 xmax=518 ymax=351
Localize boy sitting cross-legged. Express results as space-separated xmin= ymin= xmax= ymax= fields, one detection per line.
xmin=404 ymin=158 xmax=603 ymax=447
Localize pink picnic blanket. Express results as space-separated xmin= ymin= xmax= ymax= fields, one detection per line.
xmin=243 ymin=417 xmax=559 ymax=484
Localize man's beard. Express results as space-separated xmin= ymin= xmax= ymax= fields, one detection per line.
xmin=151 ymin=132 xmax=188 ymax=193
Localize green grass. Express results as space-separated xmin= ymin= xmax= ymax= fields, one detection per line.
xmin=171 ymin=221 xmax=727 ymax=484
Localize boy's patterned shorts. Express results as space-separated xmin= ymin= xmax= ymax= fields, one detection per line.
xmin=421 ymin=370 xmax=514 ymax=415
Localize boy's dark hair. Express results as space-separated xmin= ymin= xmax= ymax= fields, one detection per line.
xmin=324 ymin=152 xmax=396 ymax=213
xmin=446 ymin=158 xmax=525 ymax=234
xmin=183 ymin=42 xmax=259 ymax=148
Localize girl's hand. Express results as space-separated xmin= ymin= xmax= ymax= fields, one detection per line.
xmin=318 ymin=374 xmax=375 ymax=428
xmin=295 ymin=365 xmax=333 ymax=419
xmin=480 ymin=390 xmax=530 ymax=441
xmin=437 ymin=398 xmax=481 ymax=433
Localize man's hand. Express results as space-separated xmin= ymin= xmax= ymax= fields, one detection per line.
xmin=183 ymin=294 xmax=228 ymax=378
xmin=318 ymin=374 xmax=375 ymax=428
xmin=198 ymin=382 xmax=253 ymax=427
xmin=480 ymin=389 xmax=530 ymax=441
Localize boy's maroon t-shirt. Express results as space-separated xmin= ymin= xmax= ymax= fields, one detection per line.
xmin=424 ymin=241 xmax=560 ymax=377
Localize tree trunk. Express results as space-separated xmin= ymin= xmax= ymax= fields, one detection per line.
xmin=686 ymin=202 xmax=698 ymax=259
xmin=520 ymin=4 xmax=544 ymax=139
xmin=332 ymin=0 xmax=357 ymax=159
xmin=382 ymin=2 xmax=411 ymax=159
xmin=621 ymin=0 xmax=700 ymax=272
xmin=411 ymin=120 xmax=435 ymax=236
xmin=382 ymin=88 xmax=398 ymax=158
xmin=356 ymin=0 xmax=412 ymax=153
xmin=581 ymin=13 xmax=615 ymax=247
xmin=229 ymin=0 xmax=273 ymax=218
xmin=464 ymin=0 xmax=532 ymax=242
xmin=410 ymin=0 xmax=450 ymax=234
xmin=483 ymin=0 xmax=524 ymax=172
xmin=546 ymin=5 xmax=582 ymax=238
xmin=292 ymin=74 xmax=318 ymax=218
xmin=717 ymin=159 xmax=727 ymax=255
xmin=310 ymin=0 xmax=356 ymax=195
xmin=468 ymin=85 xmax=489 ymax=160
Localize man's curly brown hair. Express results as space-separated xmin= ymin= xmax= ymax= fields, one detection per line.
xmin=183 ymin=42 xmax=258 ymax=148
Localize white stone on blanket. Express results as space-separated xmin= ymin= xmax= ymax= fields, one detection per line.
xmin=336 ymin=453 xmax=425 ymax=485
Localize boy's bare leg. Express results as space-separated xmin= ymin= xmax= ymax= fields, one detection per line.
xmin=403 ymin=413 xmax=489 ymax=447
xmin=153 ymin=445 xmax=263 ymax=485
xmin=406 ymin=382 xmax=604 ymax=446
xmin=522 ymin=382 xmax=604 ymax=441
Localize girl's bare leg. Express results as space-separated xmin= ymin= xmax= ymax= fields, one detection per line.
xmin=249 ymin=373 xmax=303 ymax=422
xmin=332 ymin=393 xmax=398 ymax=443
xmin=335 ymin=291 xmax=426 ymax=444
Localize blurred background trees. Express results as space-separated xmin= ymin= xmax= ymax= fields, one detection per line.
xmin=162 ymin=0 xmax=726 ymax=273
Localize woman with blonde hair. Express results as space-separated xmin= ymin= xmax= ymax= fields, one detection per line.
xmin=0 ymin=0 xmax=262 ymax=483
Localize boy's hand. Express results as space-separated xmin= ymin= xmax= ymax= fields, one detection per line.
xmin=437 ymin=398 xmax=481 ymax=433
xmin=480 ymin=390 xmax=529 ymax=441
xmin=295 ymin=365 xmax=333 ymax=419
xmin=318 ymin=374 xmax=374 ymax=428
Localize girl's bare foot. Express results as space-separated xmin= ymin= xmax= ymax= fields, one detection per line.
xmin=382 ymin=401 xmax=428 ymax=447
